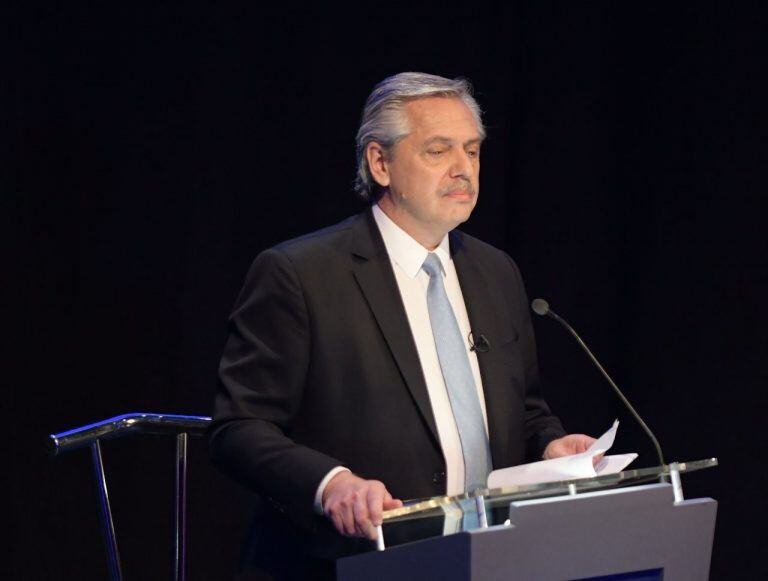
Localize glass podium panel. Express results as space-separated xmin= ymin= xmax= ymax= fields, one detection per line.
xmin=379 ymin=458 xmax=717 ymax=547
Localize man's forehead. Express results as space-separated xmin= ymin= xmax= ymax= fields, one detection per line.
xmin=403 ymin=97 xmax=481 ymax=139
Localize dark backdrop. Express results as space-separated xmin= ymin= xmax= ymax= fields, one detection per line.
xmin=9 ymin=2 xmax=766 ymax=579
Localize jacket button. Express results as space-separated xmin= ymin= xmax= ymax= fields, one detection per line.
xmin=432 ymin=471 xmax=446 ymax=484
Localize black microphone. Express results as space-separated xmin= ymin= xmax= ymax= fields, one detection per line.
xmin=468 ymin=332 xmax=491 ymax=353
xmin=531 ymin=298 xmax=666 ymax=468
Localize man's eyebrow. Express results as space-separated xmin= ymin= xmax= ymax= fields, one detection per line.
xmin=423 ymin=136 xmax=484 ymax=146
xmin=423 ymin=136 xmax=454 ymax=146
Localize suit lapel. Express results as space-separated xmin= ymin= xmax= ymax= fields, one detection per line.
xmin=451 ymin=231 xmax=512 ymax=467
xmin=349 ymin=210 xmax=441 ymax=448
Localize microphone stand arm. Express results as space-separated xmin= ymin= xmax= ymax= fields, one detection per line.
xmin=547 ymin=309 xmax=667 ymax=469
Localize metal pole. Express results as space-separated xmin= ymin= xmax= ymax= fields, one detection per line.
xmin=174 ymin=432 xmax=189 ymax=581
xmin=375 ymin=525 xmax=385 ymax=551
xmin=91 ymin=440 xmax=123 ymax=581
xmin=669 ymin=461 xmax=684 ymax=503
xmin=475 ymin=495 xmax=488 ymax=528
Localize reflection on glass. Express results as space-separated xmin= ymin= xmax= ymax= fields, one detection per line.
xmin=382 ymin=458 xmax=718 ymax=529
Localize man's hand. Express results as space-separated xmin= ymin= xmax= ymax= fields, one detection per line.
xmin=543 ymin=434 xmax=597 ymax=460
xmin=322 ymin=471 xmax=403 ymax=540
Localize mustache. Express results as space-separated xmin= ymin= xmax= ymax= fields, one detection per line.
xmin=438 ymin=179 xmax=476 ymax=196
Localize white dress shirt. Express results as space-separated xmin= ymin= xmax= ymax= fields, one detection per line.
xmin=314 ymin=205 xmax=489 ymax=511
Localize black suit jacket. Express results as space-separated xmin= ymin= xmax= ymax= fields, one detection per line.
xmin=210 ymin=209 xmax=565 ymax=566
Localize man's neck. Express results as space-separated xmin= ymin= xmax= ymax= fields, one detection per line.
xmin=376 ymin=197 xmax=449 ymax=251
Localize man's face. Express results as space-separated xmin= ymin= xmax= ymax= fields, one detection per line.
xmin=378 ymin=97 xmax=482 ymax=239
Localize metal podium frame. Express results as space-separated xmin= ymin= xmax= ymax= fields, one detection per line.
xmin=50 ymin=412 xmax=212 ymax=581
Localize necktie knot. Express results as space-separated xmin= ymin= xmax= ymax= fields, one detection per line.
xmin=422 ymin=253 xmax=443 ymax=278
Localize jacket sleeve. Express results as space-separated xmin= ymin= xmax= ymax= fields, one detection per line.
xmin=208 ymin=248 xmax=342 ymax=524
xmin=505 ymin=254 xmax=567 ymax=459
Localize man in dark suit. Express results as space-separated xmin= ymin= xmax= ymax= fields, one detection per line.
xmin=210 ymin=72 xmax=595 ymax=579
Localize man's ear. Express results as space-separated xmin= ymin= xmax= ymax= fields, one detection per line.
xmin=366 ymin=142 xmax=390 ymax=188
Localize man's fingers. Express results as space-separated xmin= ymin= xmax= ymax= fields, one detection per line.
xmin=579 ymin=436 xmax=596 ymax=453
xmin=353 ymin=492 xmax=375 ymax=539
xmin=544 ymin=433 xmax=599 ymax=459
xmin=323 ymin=475 xmax=402 ymax=540
xmin=336 ymin=506 xmax=361 ymax=537
xmin=382 ymin=492 xmax=403 ymax=510
xmin=333 ymin=498 xmax=357 ymax=537
xmin=328 ymin=506 xmax=347 ymax=537
xmin=366 ymin=484 xmax=386 ymax=528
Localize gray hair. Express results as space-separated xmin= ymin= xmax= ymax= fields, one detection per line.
xmin=354 ymin=72 xmax=486 ymax=201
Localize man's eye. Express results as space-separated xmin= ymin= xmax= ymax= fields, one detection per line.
xmin=467 ymin=150 xmax=480 ymax=158
xmin=428 ymin=150 xmax=445 ymax=156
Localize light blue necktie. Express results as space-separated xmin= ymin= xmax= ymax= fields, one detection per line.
xmin=422 ymin=253 xmax=492 ymax=491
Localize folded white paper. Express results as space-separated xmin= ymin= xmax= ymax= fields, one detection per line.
xmin=487 ymin=420 xmax=637 ymax=489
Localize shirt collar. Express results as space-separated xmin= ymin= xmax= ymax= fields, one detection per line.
xmin=372 ymin=204 xmax=451 ymax=279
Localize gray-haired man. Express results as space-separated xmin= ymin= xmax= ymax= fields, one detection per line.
xmin=211 ymin=72 xmax=593 ymax=579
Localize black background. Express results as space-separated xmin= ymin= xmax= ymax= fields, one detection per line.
xmin=9 ymin=2 xmax=767 ymax=579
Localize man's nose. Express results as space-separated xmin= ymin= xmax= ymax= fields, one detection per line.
xmin=449 ymin=149 xmax=474 ymax=178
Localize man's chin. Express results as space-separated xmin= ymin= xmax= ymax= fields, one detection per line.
xmin=443 ymin=203 xmax=476 ymax=228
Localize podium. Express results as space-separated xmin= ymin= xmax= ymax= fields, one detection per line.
xmin=338 ymin=460 xmax=717 ymax=581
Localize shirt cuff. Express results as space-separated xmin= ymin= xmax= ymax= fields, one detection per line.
xmin=313 ymin=466 xmax=351 ymax=515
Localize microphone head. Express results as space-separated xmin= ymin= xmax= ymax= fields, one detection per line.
xmin=531 ymin=298 xmax=550 ymax=316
